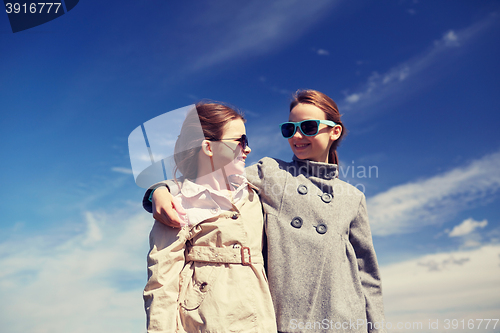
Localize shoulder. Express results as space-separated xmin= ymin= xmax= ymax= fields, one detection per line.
xmin=255 ymin=157 xmax=292 ymax=170
xmin=332 ymin=178 xmax=365 ymax=204
xmin=246 ymin=157 xmax=291 ymax=180
xmin=165 ymin=179 xmax=181 ymax=195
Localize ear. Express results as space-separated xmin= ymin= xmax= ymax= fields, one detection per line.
xmin=201 ymin=140 xmax=213 ymax=157
xmin=330 ymin=125 xmax=342 ymax=141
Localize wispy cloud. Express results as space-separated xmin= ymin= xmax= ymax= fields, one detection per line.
xmin=112 ymin=167 xmax=134 ymax=174
xmin=440 ymin=30 xmax=460 ymax=47
xmin=340 ymin=13 xmax=497 ymax=117
xmin=258 ymin=76 xmax=294 ymax=96
xmin=381 ymin=244 xmax=500 ymax=330
xmin=368 ymin=151 xmax=500 ymax=236
xmin=0 ymin=207 xmax=152 ymax=333
xmin=182 ymin=0 xmax=339 ymax=70
xmin=443 ymin=217 xmax=490 ymax=248
xmin=449 ymin=218 xmax=488 ymax=237
xmin=316 ymin=49 xmax=330 ymax=56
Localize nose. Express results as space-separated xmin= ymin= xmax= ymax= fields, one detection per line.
xmin=292 ymin=127 xmax=304 ymax=139
xmin=243 ymin=145 xmax=251 ymax=155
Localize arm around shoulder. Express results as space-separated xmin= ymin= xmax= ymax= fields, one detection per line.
xmin=143 ymin=180 xmax=181 ymax=212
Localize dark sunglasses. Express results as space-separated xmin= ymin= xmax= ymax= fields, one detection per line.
xmin=279 ymin=119 xmax=337 ymax=139
xmin=214 ymin=134 xmax=249 ymax=150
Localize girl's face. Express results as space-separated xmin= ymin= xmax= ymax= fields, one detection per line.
xmin=288 ymin=103 xmax=341 ymax=163
xmin=211 ymin=118 xmax=250 ymax=175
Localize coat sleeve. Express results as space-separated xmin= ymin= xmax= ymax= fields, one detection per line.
xmin=245 ymin=157 xmax=281 ymax=195
xmin=143 ymin=221 xmax=189 ymax=333
xmin=143 ymin=180 xmax=181 ymax=213
xmin=349 ymin=195 xmax=386 ymax=333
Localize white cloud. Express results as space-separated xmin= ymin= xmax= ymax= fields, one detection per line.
xmin=0 ymin=206 xmax=153 ymax=333
xmin=345 ymin=93 xmax=361 ymax=103
xmin=182 ymin=0 xmax=339 ymax=70
xmin=317 ymin=49 xmax=330 ymax=56
xmin=449 ymin=218 xmax=488 ymax=237
xmin=340 ymin=15 xmax=496 ymax=116
xmin=83 ymin=211 xmax=103 ymax=245
xmin=0 ymin=201 xmax=498 ymax=333
xmin=111 ymin=167 xmax=134 ymax=174
xmin=441 ymin=30 xmax=460 ymax=47
xmin=368 ymin=151 xmax=500 ymax=236
xmin=381 ymin=245 xmax=500 ymax=332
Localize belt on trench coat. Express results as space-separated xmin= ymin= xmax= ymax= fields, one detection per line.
xmin=186 ymin=245 xmax=263 ymax=265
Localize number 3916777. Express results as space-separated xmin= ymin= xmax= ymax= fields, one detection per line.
xmin=5 ymin=3 xmax=62 ymax=14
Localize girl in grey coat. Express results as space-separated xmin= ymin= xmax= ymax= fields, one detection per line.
xmin=147 ymin=90 xmax=386 ymax=333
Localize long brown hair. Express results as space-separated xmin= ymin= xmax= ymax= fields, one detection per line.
xmin=290 ymin=89 xmax=346 ymax=165
xmin=173 ymin=101 xmax=244 ymax=180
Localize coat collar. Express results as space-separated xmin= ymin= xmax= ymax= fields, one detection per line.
xmin=179 ymin=173 xmax=249 ymax=199
xmin=176 ymin=174 xmax=251 ymax=227
xmin=291 ymin=155 xmax=338 ymax=180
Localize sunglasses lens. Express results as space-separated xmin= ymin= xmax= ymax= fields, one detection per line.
xmin=281 ymin=123 xmax=296 ymax=138
xmin=300 ymin=120 xmax=319 ymax=136
xmin=241 ymin=135 xmax=248 ymax=148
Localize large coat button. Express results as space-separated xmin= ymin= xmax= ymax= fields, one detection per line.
xmin=297 ymin=185 xmax=308 ymax=195
xmin=321 ymin=193 xmax=333 ymax=203
xmin=291 ymin=217 xmax=303 ymax=228
xmin=316 ymin=223 xmax=328 ymax=234
xmin=324 ymin=171 xmax=335 ymax=180
xmin=199 ymin=282 xmax=208 ymax=292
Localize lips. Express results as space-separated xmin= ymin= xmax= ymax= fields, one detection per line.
xmin=294 ymin=143 xmax=310 ymax=149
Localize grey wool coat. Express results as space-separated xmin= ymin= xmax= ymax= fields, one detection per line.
xmin=243 ymin=156 xmax=386 ymax=333
xmin=143 ymin=156 xmax=386 ymax=333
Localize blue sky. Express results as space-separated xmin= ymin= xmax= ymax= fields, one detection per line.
xmin=1 ymin=1 xmax=500 ymax=332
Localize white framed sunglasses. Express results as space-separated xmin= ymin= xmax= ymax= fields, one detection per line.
xmin=279 ymin=119 xmax=337 ymax=139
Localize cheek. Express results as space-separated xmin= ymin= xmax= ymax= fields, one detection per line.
xmin=220 ymin=147 xmax=239 ymax=163
xmin=312 ymin=136 xmax=330 ymax=149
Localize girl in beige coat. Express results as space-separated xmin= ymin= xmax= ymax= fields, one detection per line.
xmin=143 ymin=103 xmax=276 ymax=333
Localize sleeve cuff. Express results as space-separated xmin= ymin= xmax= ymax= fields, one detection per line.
xmin=148 ymin=184 xmax=168 ymax=202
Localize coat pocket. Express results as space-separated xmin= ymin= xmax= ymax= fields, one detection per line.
xmin=179 ymin=261 xmax=220 ymax=310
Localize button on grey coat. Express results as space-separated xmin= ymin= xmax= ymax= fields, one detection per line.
xmin=244 ymin=156 xmax=386 ymax=333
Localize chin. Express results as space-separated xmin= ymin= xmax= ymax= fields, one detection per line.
xmin=225 ymin=163 xmax=245 ymax=176
xmin=292 ymin=150 xmax=309 ymax=160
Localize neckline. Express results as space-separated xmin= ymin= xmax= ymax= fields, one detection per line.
xmin=291 ymin=155 xmax=338 ymax=179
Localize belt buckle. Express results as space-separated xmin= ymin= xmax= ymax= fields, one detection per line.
xmin=241 ymin=247 xmax=251 ymax=266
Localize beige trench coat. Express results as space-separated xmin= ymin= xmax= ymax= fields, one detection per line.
xmin=143 ymin=180 xmax=276 ymax=333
